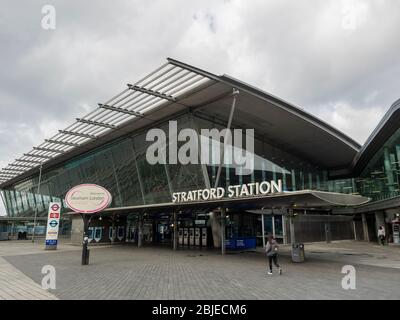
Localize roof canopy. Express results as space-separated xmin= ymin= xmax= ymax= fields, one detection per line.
xmin=352 ymin=98 xmax=400 ymax=175
xmin=66 ymin=190 xmax=370 ymax=216
xmin=0 ymin=58 xmax=361 ymax=187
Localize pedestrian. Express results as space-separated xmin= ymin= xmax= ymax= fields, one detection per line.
xmin=378 ymin=225 xmax=386 ymax=245
xmin=265 ymin=234 xmax=282 ymax=275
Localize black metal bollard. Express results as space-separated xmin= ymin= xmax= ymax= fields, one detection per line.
xmin=81 ymin=237 xmax=90 ymax=265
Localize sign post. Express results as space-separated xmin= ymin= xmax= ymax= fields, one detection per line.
xmin=65 ymin=184 xmax=112 ymax=265
xmin=45 ymin=202 xmax=61 ymax=250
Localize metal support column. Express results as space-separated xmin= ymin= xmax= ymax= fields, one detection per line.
xmin=214 ymin=89 xmax=239 ymax=189
xmin=261 ymin=213 xmax=266 ymax=248
xmin=325 ymin=223 xmax=331 ymax=243
xmin=353 ymin=221 xmax=357 ymax=240
xmin=111 ymin=216 xmax=116 ymax=244
xmin=191 ymin=114 xmax=211 ymax=189
xmin=81 ymin=213 xmax=90 ymax=265
xmin=362 ymin=213 xmax=369 ymax=242
xmin=31 ymin=164 xmax=43 ymax=243
xmin=173 ymin=212 xmax=177 ymax=251
xmin=272 ymin=215 xmax=276 ymax=238
xmin=221 ymin=208 xmax=226 ymax=255
xmin=138 ymin=214 xmax=143 ymax=248
xmin=130 ymin=140 xmax=146 ymax=204
xmin=282 ymin=213 xmax=288 ymax=245
xmin=289 ymin=208 xmax=295 ymax=245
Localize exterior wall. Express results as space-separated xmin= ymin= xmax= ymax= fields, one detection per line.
xmin=353 ymin=219 xmax=364 ymax=241
xmin=356 ymin=209 xmax=399 ymax=244
xmin=293 ymin=215 xmax=354 ymax=243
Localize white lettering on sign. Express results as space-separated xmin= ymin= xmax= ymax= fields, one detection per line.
xmin=172 ymin=180 xmax=282 ymax=203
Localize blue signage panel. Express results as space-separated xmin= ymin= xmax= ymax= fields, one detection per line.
xmin=45 ymin=239 xmax=58 ymax=246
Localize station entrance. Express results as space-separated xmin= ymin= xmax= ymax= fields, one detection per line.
xmin=107 ymin=207 xmax=287 ymax=251
xmin=125 ymin=211 xmax=212 ymax=249
xmin=72 ymin=189 xmax=370 ymax=254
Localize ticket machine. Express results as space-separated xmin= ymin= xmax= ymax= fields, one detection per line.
xmin=178 ymin=228 xmax=184 ymax=246
xmin=195 ymin=227 xmax=201 ymax=246
xmin=183 ymin=228 xmax=189 ymax=246
xmin=117 ymin=226 xmax=124 ymax=241
xmin=201 ymin=227 xmax=207 ymax=247
xmin=189 ymin=228 xmax=195 ymax=246
xmin=108 ymin=227 xmax=116 ymax=242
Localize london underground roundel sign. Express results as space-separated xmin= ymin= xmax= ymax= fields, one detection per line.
xmin=65 ymin=184 xmax=112 ymax=213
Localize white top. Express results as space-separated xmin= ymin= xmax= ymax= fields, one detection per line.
xmin=378 ymin=228 xmax=386 ymax=236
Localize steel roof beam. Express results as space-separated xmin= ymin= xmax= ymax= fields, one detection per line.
xmin=127 ymin=84 xmax=177 ymax=102
xmin=2 ymin=168 xmax=25 ymax=173
xmin=0 ymin=174 xmax=16 ymax=177
xmin=9 ymin=163 xmax=36 ymax=169
xmin=33 ymin=147 xmax=64 ymax=154
xmin=76 ymin=118 xmax=116 ymax=130
xmin=59 ymin=130 xmax=97 ymax=140
xmin=45 ymin=139 xmax=80 ymax=147
xmin=23 ymin=153 xmax=53 ymax=159
xmin=15 ymin=159 xmax=43 ymax=164
xmin=98 ymin=104 xmax=143 ymax=117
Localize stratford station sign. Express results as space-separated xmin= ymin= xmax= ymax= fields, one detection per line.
xmin=172 ymin=180 xmax=283 ymax=203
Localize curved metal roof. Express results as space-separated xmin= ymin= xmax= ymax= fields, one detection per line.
xmin=0 ymin=58 xmax=362 ymax=187
xmin=352 ymin=98 xmax=400 ymax=175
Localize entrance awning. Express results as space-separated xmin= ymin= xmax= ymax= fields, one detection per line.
xmin=67 ymin=190 xmax=370 ymax=216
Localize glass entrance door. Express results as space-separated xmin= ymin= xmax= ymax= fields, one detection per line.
xmin=262 ymin=214 xmax=284 ymax=244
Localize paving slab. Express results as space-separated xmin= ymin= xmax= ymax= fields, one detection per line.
xmin=0 ymin=257 xmax=57 ymax=300
xmin=2 ymin=245 xmax=399 ymax=300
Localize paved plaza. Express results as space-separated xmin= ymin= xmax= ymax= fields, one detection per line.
xmin=0 ymin=240 xmax=399 ymax=300
xmin=0 ymin=256 xmax=57 ymax=300
xmin=0 ymin=241 xmax=400 ymax=300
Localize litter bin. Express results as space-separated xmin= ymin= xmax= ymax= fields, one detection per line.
xmin=291 ymin=243 xmax=305 ymax=263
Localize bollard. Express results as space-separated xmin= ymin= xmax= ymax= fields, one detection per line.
xmin=81 ymin=236 xmax=89 ymax=265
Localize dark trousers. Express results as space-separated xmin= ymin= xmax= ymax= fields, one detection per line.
xmin=268 ymin=254 xmax=280 ymax=271
xmin=379 ymin=235 xmax=386 ymax=245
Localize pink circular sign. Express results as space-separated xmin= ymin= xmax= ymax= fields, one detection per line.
xmin=65 ymin=184 xmax=112 ymax=213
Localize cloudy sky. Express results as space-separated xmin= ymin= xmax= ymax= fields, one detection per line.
xmin=0 ymin=0 xmax=399 ymax=215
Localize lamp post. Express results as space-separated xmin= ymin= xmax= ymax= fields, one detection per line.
xmin=32 ymin=165 xmax=43 ymax=243
xmin=81 ymin=213 xmax=96 ymax=265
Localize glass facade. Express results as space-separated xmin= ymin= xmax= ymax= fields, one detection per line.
xmin=2 ymin=111 xmax=398 ymax=217
xmin=356 ymin=127 xmax=400 ymax=201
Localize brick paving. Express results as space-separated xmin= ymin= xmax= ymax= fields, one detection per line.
xmin=2 ymin=245 xmax=399 ymax=300
xmin=258 ymin=240 xmax=400 ymax=269
xmin=0 ymin=257 xmax=57 ymax=300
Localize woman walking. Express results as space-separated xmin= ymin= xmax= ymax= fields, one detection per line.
xmin=265 ymin=234 xmax=282 ymax=275
xmin=378 ymin=225 xmax=386 ymax=245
